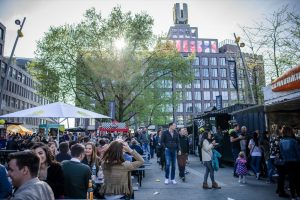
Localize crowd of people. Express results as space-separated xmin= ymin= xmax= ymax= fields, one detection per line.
xmin=0 ymin=122 xmax=299 ymax=199
xmin=196 ymin=123 xmax=300 ymax=199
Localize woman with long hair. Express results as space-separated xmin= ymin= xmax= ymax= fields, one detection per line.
xmin=201 ymin=131 xmax=221 ymax=189
xmin=31 ymin=142 xmax=64 ymax=199
xmin=82 ymin=142 xmax=101 ymax=174
xmin=248 ymin=131 xmax=262 ymax=179
xmin=48 ymin=141 xmax=58 ymax=156
xmin=100 ymin=140 xmax=144 ymax=199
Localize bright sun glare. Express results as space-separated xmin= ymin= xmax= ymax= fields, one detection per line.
xmin=114 ymin=38 xmax=126 ymax=50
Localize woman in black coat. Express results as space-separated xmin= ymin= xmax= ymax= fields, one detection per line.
xmin=32 ymin=142 xmax=64 ymax=199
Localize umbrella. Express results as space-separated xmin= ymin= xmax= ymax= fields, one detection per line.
xmin=0 ymin=102 xmax=110 ymax=142
xmin=7 ymin=125 xmax=33 ymax=135
xmin=0 ymin=102 xmax=110 ymax=119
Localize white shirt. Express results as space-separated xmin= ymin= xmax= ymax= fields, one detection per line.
xmin=249 ymin=139 xmax=262 ymax=157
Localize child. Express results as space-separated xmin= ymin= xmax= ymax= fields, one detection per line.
xmin=236 ymin=151 xmax=248 ymax=184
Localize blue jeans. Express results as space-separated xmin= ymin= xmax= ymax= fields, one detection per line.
xmin=165 ymin=148 xmax=176 ymax=180
xmin=251 ymin=156 xmax=261 ymax=174
xmin=267 ymin=158 xmax=275 ymax=181
xmin=143 ymin=143 xmax=150 ymax=156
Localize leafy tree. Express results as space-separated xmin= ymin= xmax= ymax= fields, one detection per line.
xmin=30 ymin=7 xmax=193 ymax=124
xmin=239 ymin=5 xmax=299 ymax=81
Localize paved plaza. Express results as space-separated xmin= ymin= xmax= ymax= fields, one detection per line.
xmin=135 ymin=155 xmax=281 ymax=200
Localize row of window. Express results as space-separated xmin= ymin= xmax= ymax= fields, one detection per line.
xmin=1 ymin=61 xmax=38 ymax=89
xmin=2 ymin=94 xmax=37 ymax=110
xmin=194 ymin=68 xmax=227 ymax=78
xmin=5 ymin=79 xmax=49 ymax=104
xmin=174 ymin=90 xmax=238 ymax=101
xmin=192 ymin=57 xmax=226 ymax=66
xmin=163 ymin=101 xmax=231 ymax=114
xmin=160 ymin=79 xmax=244 ymax=89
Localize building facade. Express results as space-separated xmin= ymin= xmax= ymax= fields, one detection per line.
xmin=166 ymin=3 xmax=252 ymax=126
xmin=0 ymin=22 xmax=50 ymax=130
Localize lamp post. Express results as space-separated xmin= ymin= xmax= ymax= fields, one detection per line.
xmin=0 ymin=17 xmax=26 ymax=113
xmin=233 ymin=33 xmax=255 ymax=104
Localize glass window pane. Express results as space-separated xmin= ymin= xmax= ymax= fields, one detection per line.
xmin=186 ymin=91 xmax=192 ymax=100
xmin=186 ymin=103 xmax=193 ymax=112
xmin=177 ymin=104 xmax=183 ymax=112
xmin=211 ymin=68 xmax=218 ymax=77
xmin=192 ymin=57 xmax=199 ymax=65
xmin=222 ymin=91 xmax=228 ymax=100
xmin=201 ymin=57 xmax=208 ymax=66
xmin=194 ymin=91 xmax=201 ymax=100
xmin=195 ymin=103 xmax=201 ymax=112
xmin=194 ymin=68 xmax=200 ymax=77
xmin=221 ymin=80 xmax=228 ymax=88
xmin=204 ymin=91 xmax=210 ymax=100
xmin=193 ymin=80 xmax=201 ymax=88
xmin=220 ymin=57 xmax=226 ymax=66
xmin=212 ymin=91 xmax=220 ymax=100
xmin=220 ymin=68 xmax=227 ymax=77
xmin=202 ymin=68 xmax=209 ymax=77
xmin=211 ymin=80 xmax=219 ymax=88
xmin=203 ymin=80 xmax=210 ymax=88
xmin=211 ymin=57 xmax=217 ymax=66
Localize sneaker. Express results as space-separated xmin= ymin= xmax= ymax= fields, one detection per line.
xmin=164 ymin=179 xmax=169 ymax=185
xmin=238 ymin=179 xmax=241 ymax=183
xmin=171 ymin=180 xmax=177 ymax=184
xmin=256 ymin=173 xmax=260 ymax=180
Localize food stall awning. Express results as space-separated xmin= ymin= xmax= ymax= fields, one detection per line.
xmin=99 ymin=121 xmax=129 ymax=133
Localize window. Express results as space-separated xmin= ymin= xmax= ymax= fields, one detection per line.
xmin=204 ymin=102 xmax=211 ymax=109
xmin=186 ymin=103 xmax=193 ymax=112
xmin=219 ymin=57 xmax=226 ymax=66
xmin=185 ymin=83 xmax=192 ymax=89
xmin=220 ymin=68 xmax=227 ymax=77
xmin=194 ymin=91 xmax=201 ymax=100
xmin=203 ymin=80 xmax=210 ymax=88
xmin=0 ymin=27 xmax=4 ymax=40
xmin=185 ymin=91 xmax=192 ymax=100
xmin=211 ymin=80 xmax=219 ymax=88
xmin=239 ymin=69 xmax=244 ymax=77
xmin=164 ymin=80 xmax=172 ymax=88
xmin=193 ymin=80 xmax=201 ymax=88
xmin=229 ymin=80 xmax=235 ymax=88
xmin=238 ymin=80 xmax=245 ymax=89
xmin=164 ymin=91 xmax=172 ymax=98
xmin=211 ymin=68 xmax=218 ymax=77
xmin=202 ymin=68 xmax=209 ymax=77
xmin=194 ymin=68 xmax=200 ymax=77
xmin=176 ymin=82 xmax=182 ymax=88
xmin=195 ymin=103 xmax=201 ymax=112
xmin=231 ymin=91 xmax=237 ymax=100
xmin=1 ymin=62 xmax=7 ymax=73
xmin=12 ymin=69 xmax=17 ymax=79
xmin=223 ymin=102 xmax=229 ymax=108
xmin=221 ymin=80 xmax=228 ymax=88
xmin=193 ymin=57 xmax=199 ymax=65
xmin=201 ymin=57 xmax=208 ymax=66
xmin=211 ymin=57 xmax=217 ymax=66
xmin=0 ymin=44 xmax=2 ymax=56
xmin=222 ymin=91 xmax=228 ymax=100
xmin=212 ymin=91 xmax=220 ymax=100
xmin=177 ymin=104 xmax=183 ymax=112
xmin=203 ymin=91 xmax=210 ymax=100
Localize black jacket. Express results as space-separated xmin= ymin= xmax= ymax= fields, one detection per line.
xmin=161 ymin=130 xmax=181 ymax=152
xmin=179 ymin=135 xmax=189 ymax=154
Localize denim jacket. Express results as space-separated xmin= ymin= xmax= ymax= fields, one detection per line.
xmin=279 ymin=137 xmax=300 ymax=162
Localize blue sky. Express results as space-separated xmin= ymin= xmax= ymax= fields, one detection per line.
xmin=0 ymin=0 xmax=299 ymax=58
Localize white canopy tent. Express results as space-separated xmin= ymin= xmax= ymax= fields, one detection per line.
xmin=0 ymin=102 xmax=110 ymax=142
